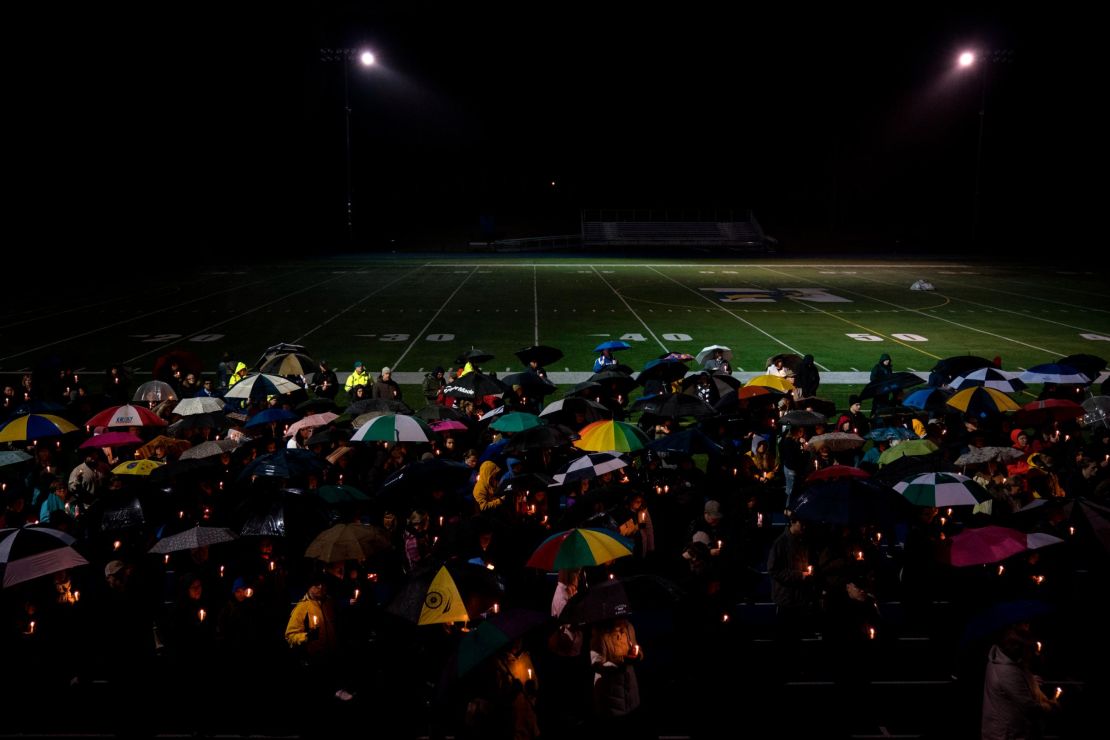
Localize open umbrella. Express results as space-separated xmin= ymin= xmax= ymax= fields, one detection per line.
xmin=792 ymin=478 xmax=908 ymax=525
xmin=244 ymin=408 xmax=300 ymax=430
xmin=1012 ymin=399 xmax=1085 ymax=427
xmin=173 ymin=397 xmax=225 ymax=416
xmin=646 ymin=428 xmax=723 ymax=455
xmin=766 ymin=353 xmax=803 ymax=375
xmin=429 ymin=419 xmax=469 ymax=433
xmin=806 ymin=465 xmax=870 ymax=483
xmin=953 ymin=446 xmax=1024 ymax=466
xmin=416 ymin=405 xmax=472 ymax=424
xmin=745 ymin=375 xmax=794 ymax=393
xmin=443 ymin=371 xmax=511 ymax=400
xmin=559 ymin=574 xmax=684 ymax=626
xmin=904 ymin=387 xmax=954 ymax=411
xmin=1056 ymin=354 xmax=1106 ymax=383
xmin=0 ymin=451 xmax=33 ymax=468
xmin=490 ymin=413 xmax=545 ymax=434
xmin=457 ymin=348 xmax=495 ymax=365
xmin=574 ymin=420 xmax=651 ymax=452
xmin=858 ymin=372 xmax=925 ymax=401
xmin=347 ymin=398 xmax=414 ymax=416
xmin=284 ymin=412 xmax=340 ymax=439
xmin=1019 ymin=364 xmax=1091 ymax=386
xmin=1081 ymin=396 xmax=1110 ymax=428
xmin=133 ymin=380 xmax=179 ymax=404
xmin=136 ymin=435 xmax=192 ymax=460
xmin=682 ymin=371 xmax=741 ymax=398
xmin=0 ymin=414 xmax=80 ymax=442
xmin=260 ymin=351 xmax=317 ymax=377
xmin=95 ymin=495 xmax=144 ymax=532
xmin=951 ymin=368 xmax=1026 ymax=393
xmin=0 ymin=527 xmax=88 ymax=588
xmin=878 ymin=439 xmax=939 ymax=466
xmin=389 ymin=562 xmax=502 ymax=626
xmin=79 ymin=432 xmax=143 ymax=449
xmin=238 ymin=448 xmax=325 ymax=481
xmin=780 ymin=410 xmax=826 ymax=427
xmin=253 ymin=342 xmax=310 ymax=371
xmin=315 ymin=484 xmax=371 ymax=505
xmin=636 ymin=393 xmax=717 ymax=420
xmin=515 ymin=345 xmax=564 ymax=368
xmin=931 ymin=355 xmax=994 ymax=383
xmin=567 ymin=380 xmax=603 ymax=397
xmin=455 ymin=609 xmax=550 ymax=677
xmin=695 ymin=345 xmax=732 ymax=366
xmin=501 ymin=370 xmax=558 ymax=397
xmin=946 ymin=526 xmax=1063 ymax=566
xmin=962 ymin=600 xmax=1054 ymax=646
xmin=351 ymin=414 xmax=433 ymax=443
xmin=794 ymin=397 xmax=838 ymax=417
xmin=894 ymin=472 xmax=991 ymax=507
xmin=148 ymin=525 xmax=237 ymax=554
xmin=379 ymin=458 xmax=474 ymax=498
xmin=865 ymin=427 xmax=918 ymax=442
xmin=178 ymin=439 xmax=238 ymax=460
xmin=539 ymin=397 xmax=611 ymax=427
xmin=553 ymin=451 xmax=629 ymax=485
xmin=593 ymin=340 xmax=632 ymax=353
xmin=526 ymin=528 xmax=634 ymax=570
xmin=87 ymin=404 xmax=167 ymax=429
xmin=224 ymin=373 xmax=302 ymax=401
xmin=946 ymin=386 xmax=1021 ymax=417
xmin=304 ymin=523 xmax=390 ymax=562
xmin=111 ymin=459 xmax=165 ymax=476
xmin=504 ymin=423 xmax=580 ymax=452
xmin=636 ymin=358 xmax=689 ymax=386
xmin=807 ymin=432 xmax=865 ymax=453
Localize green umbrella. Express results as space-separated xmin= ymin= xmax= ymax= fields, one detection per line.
xmin=316 ymin=484 xmax=371 ymax=504
xmin=490 ymin=413 xmax=544 ymax=434
xmin=878 ymin=439 xmax=939 ymax=467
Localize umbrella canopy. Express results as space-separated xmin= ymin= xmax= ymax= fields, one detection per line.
xmin=490 ymin=413 xmax=544 ymax=433
xmin=553 ymin=451 xmax=629 ymax=485
xmin=315 ymin=484 xmax=371 ymax=505
xmin=148 ymin=525 xmax=237 ymax=554
xmin=567 ymin=380 xmax=603 ymax=397
xmin=260 ymin=351 xmax=317 ymax=377
xmin=865 ymin=427 xmax=918 ymax=442
xmin=962 ymin=600 xmax=1055 ymax=647
xmin=858 ymin=371 xmax=925 ymax=401
xmin=526 ymin=528 xmax=634 ymax=570
xmin=379 ymin=458 xmax=474 ymax=497
xmin=238 ymin=448 xmax=325 ymax=481
xmin=224 ymin=373 xmax=302 ymax=401
xmin=496 ymin=471 xmax=556 ymax=499
xmin=95 ymin=495 xmax=144 ymax=532
xmin=1081 ymin=396 xmax=1110 ymax=428
xmin=587 ymin=371 xmax=639 ymax=397
xmin=593 ymin=340 xmax=632 ymax=353
xmin=351 ymin=414 xmax=434 ymax=443
xmin=304 ymin=523 xmax=390 ymax=562
xmin=695 ymin=345 xmax=733 ymax=365
xmin=636 ymin=358 xmax=689 ymax=386
xmin=416 ymin=405 xmax=472 ymax=424
xmin=284 ymin=412 xmax=340 ymax=439
xmin=388 ymin=562 xmax=501 ymax=626
xmin=636 ymin=393 xmax=717 ymax=420
xmin=244 ymin=408 xmax=300 ymax=430
xmin=0 ymin=450 xmax=33 ymax=468
xmin=0 ymin=414 xmax=79 ymax=442
xmin=574 ymin=420 xmax=651 ymax=452
xmin=515 ymin=345 xmax=564 ymax=367
xmin=136 ymin=435 xmax=192 ymax=460
xmin=172 ymin=397 xmax=225 ymax=416
xmin=429 ymin=419 xmax=469 ymax=433
xmin=951 ymin=368 xmax=1027 ymax=393
xmin=504 ymin=423 xmax=580 ymax=452
xmin=766 ymin=353 xmax=803 ymax=375
xmin=792 ymin=478 xmax=908 ymax=525
xmin=946 ymin=526 xmax=1064 ymax=566
xmin=456 ymin=609 xmax=550 ymax=676
xmin=946 ymin=386 xmax=1021 ymax=417
xmin=1056 ymin=354 xmax=1106 ymax=383
xmin=745 ymin=375 xmax=794 ymax=393
xmin=806 ymin=465 xmax=870 ymax=483
xmin=794 ymin=396 xmax=838 ymax=417
xmin=253 ymin=342 xmax=310 ymax=371
xmin=646 ymin=428 xmax=724 ymax=455
xmin=1012 ymin=399 xmax=1085 ymax=427
xmin=178 ymin=439 xmax=239 ymax=460
xmin=87 ymin=404 xmax=167 ymax=429
xmin=878 ymin=439 xmax=939 ymax=466
xmin=457 ymin=348 xmax=495 ymax=365
xmin=931 ymin=355 xmax=994 ymax=382
xmin=0 ymin=527 xmax=88 ymax=588
xmin=807 ymin=432 xmax=865 ymax=452
xmin=443 ymin=371 xmax=511 ymax=400
xmin=780 ymin=410 xmax=826 ymax=427
xmin=167 ymin=412 xmax=226 ymax=436
xmin=79 ymin=432 xmax=143 ymax=449
xmin=500 ymin=370 xmax=558 ymax=397
xmin=111 ymin=459 xmax=165 ymax=476
xmin=894 ymin=472 xmax=991 ymax=507
xmin=904 ymin=387 xmax=954 ymax=410
xmin=953 ymin=446 xmax=1024 ymax=466
xmin=133 ymin=380 xmax=179 ymax=404
xmin=682 ymin=371 xmax=741 ymax=396
xmin=560 ymin=574 xmax=684 ymax=626
xmin=539 ymin=397 xmax=611 ymax=427
xmin=1018 ymin=363 xmax=1091 ymax=386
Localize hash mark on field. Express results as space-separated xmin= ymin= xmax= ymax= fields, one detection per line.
xmin=851 ymin=367 xmax=859 ymax=371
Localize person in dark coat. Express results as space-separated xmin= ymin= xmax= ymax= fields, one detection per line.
xmin=869 ymin=353 xmax=894 ymax=410
xmin=589 ymin=618 xmax=645 ymax=737
xmin=795 ymin=354 xmax=821 ymax=399
xmin=372 ymin=367 xmax=403 ymax=402
xmin=312 ymin=360 xmax=339 ymax=399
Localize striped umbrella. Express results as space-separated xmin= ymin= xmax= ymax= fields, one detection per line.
xmin=894 ymin=472 xmax=991 ymax=507
xmin=947 ymin=526 xmax=1063 ymax=567
xmin=111 ymin=459 xmax=165 ymax=476
xmin=553 ymin=451 xmax=629 ymax=485
xmin=744 ymin=375 xmax=795 ymax=393
xmin=224 ymin=373 xmax=302 ymax=401
xmin=0 ymin=527 xmax=89 ymax=588
xmin=1018 ymin=364 xmax=1091 ymax=386
xmin=351 ymin=414 xmax=433 ymax=443
xmin=951 ymin=368 xmax=1026 ymax=393
xmin=946 ymin=387 xmax=1021 ymax=417
xmin=87 ymin=404 xmax=167 ymax=428
xmin=526 ymin=528 xmax=634 ymax=570
xmin=490 ymin=413 xmax=544 ymax=433
xmin=574 ymin=420 xmax=651 ymax=452
xmin=0 ymin=414 xmax=79 ymax=442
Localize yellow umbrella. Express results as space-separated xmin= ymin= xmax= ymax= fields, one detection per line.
xmin=111 ymin=459 xmax=165 ymax=476
xmin=744 ymin=375 xmax=794 ymax=393
xmin=419 ymin=566 xmax=470 ymax=626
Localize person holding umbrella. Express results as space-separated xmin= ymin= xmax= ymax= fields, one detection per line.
xmin=594 ymin=348 xmax=619 ymax=373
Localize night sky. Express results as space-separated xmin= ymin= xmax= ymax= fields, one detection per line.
xmin=9 ymin=3 xmax=1098 ymax=259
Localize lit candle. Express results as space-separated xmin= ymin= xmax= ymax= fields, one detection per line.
xmin=28 ymin=620 xmax=36 ymax=635
xmin=269 ymin=561 xmax=276 ymax=572
xmin=939 ymin=517 xmax=946 ymax=527
xmin=527 ymin=504 xmax=536 ymax=515
xmin=438 ymin=516 xmax=445 ymax=527
xmin=541 ymin=515 xmax=548 ymax=526
xmin=1036 ymin=641 xmax=1043 ymax=655
xmin=485 ymin=563 xmax=495 ymax=571
xmin=368 ymin=573 xmax=378 ymax=582
xmin=805 ymin=565 xmax=813 ymax=576
xmin=491 ymin=602 xmax=499 ymax=614
xmin=73 ymin=591 xmax=80 ymax=602
xmin=245 ymin=588 xmax=254 ymax=598
xmin=608 ymin=573 xmax=615 ymax=580
xmin=219 ymin=565 xmax=225 ymax=577
xmin=663 ymin=485 xmax=669 ymax=494
xmin=338 ymin=474 xmax=344 ymax=484
xmin=639 ymin=511 xmax=646 ymax=523
xmin=1069 ymin=526 xmax=1075 ymax=536
xmin=178 ymin=511 xmax=185 ymax=519
xmin=732 ymin=468 xmax=738 ymax=476
xmin=757 ymin=513 xmax=764 ymax=527
xmin=631 ymin=644 xmax=640 ymax=658
xmin=527 ymin=668 xmax=533 ymax=680
xmin=1033 ymin=575 xmax=1045 ymax=585
xmin=998 ymin=565 xmax=1005 ymax=576
xmin=716 ymin=540 xmax=723 ymax=550
xmin=113 ymin=540 xmax=121 ymax=551
xmin=1054 ymin=687 xmax=1062 ymax=700
xmin=946 ymin=508 xmax=953 ymax=517
xmin=311 ymin=615 xmax=318 ymax=627
xmin=875 ymin=532 xmax=882 ymax=543
xmin=352 ymin=588 xmax=359 ymax=602
xmin=164 ymin=554 xmax=170 ymax=565
xmin=721 ymin=613 xmax=730 ymax=623
xmin=868 ymin=626 xmax=876 ymax=640
xmin=218 ymin=481 xmax=224 ymax=491
xmin=198 ymin=609 xmax=206 ymax=622
xmin=855 ymin=550 xmax=864 ymax=561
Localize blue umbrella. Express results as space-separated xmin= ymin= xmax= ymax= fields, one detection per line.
xmin=904 ymin=387 xmax=952 ymax=410
xmin=237 ymin=448 xmax=325 ymax=481
xmin=865 ymin=427 xmax=918 ymax=442
xmin=593 ymin=340 xmax=632 ymax=353
xmin=244 ymin=408 xmax=300 ymax=429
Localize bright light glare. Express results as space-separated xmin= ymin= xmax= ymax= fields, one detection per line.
xmin=958 ymin=51 xmax=975 ymax=68
xmin=360 ymin=51 xmax=376 ymax=67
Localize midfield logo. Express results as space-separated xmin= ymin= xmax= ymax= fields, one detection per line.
xmin=701 ymin=288 xmax=852 ymax=303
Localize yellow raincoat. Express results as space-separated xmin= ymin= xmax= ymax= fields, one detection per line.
xmin=473 ymin=461 xmax=503 ymax=511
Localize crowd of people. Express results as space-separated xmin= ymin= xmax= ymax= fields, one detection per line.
xmin=0 ymin=343 xmax=1106 ymax=738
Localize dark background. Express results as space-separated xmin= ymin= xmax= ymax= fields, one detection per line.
xmin=7 ymin=2 xmax=1101 ymax=261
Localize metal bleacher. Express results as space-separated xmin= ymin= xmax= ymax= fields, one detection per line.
xmin=581 ymin=208 xmax=771 ymax=251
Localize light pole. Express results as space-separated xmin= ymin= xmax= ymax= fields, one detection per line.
xmin=956 ymin=49 xmax=1012 ymax=246
xmin=321 ymin=48 xmax=376 ymax=241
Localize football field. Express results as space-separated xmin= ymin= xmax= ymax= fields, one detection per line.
xmin=2 ymin=256 xmax=1108 ymax=397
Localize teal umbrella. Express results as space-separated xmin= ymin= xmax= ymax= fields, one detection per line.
xmin=490 ymin=413 xmax=544 ymax=434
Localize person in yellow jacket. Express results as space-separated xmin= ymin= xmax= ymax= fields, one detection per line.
xmin=344 ymin=361 xmax=370 ymax=393
xmin=226 ymin=362 xmax=249 ymax=388
xmin=285 ymin=576 xmax=337 ymax=655
xmin=473 ymin=460 xmax=504 ymax=511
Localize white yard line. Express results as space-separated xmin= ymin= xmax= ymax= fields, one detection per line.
xmin=645 ymin=265 xmax=829 ymax=370
xmin=391 ymin=267 xmax=481 ymax=370
xmin=124 ymin=274 xmax=350 ymax=364
xmin=293 ymin=266 xmax=426 ymax=344
xmin=590 ymin=267 xmax=669 ymax=351
xmin=852 ymin=271 xmax=1110 ymax=334
xmin=756 ymin=265 xmax=1065 ymax=358
xmin=423 ymin=262 xmax=973 ymax=268
xmin=533 ymin=265 xmax=540 ymax=345
xmin=0 ymin=275 xmax=280 ymax=363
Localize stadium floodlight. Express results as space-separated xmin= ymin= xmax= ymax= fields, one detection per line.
xmin=958 ymin=50 xmax=975 ymax=68
xmin=360 ymin=51 xmax=376 ymax=67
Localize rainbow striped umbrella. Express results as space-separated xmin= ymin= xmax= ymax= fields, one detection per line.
xmin=0 ymin=414 xmax=79 ymax=442
xmin=574 ymin=420 xmax=651 ymax=452
xmin=350 ymin=414 xmax=433 ymax=443
xmin=526 ymin=528 xmax=634 ymax=570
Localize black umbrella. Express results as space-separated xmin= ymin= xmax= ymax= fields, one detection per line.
xmin=792 ymin=478 xmax=910 ymax=525
xmin=588 ymin=371 xmax=639 ymax=397
xmin=504 ymin=423 xmax=580 ymax=451
xmin=780 ymin=410 xmax=826 ymax=427
xmin=238 ymin=448 xmax=326 ymax=482
xmin=253 ymin=342 xmax=310 ymax=371
xmin=931 ymin=355 xmax=994 ymax=383
xmin=767 ymin=353 xmax=803 ymax=374
xmin=635 ymin=359 xmax=690 ymax=386
xmin=560 ymin=574 xmax=685 ymax=626
xmin=148 ymin=456 xmax=222 ymax=484
xmin=961 ymin=600 xmax=1054 ymax=647
xmin=167 ymin=412 xmax=227 ymax=437
xmin=637 ymin=393 xmax=717 ymax=420
xmin=501 ymin=370 xmax=558 ymax=397
xmin=567 ymin=380 xmax=603 ymax=397
xmin=457 ymin=348 xmax=495 ymax=365
xmin=868 ymin=452 xmax=952 ymax=487
xmin=794 ymin=397 xmax=838 ymax=417
xmin=348 ymin=398 xmax=414 ymax=415
xmin=415 ymin=405 xmax=473 ymax=424
xmin=0 ymin=527 xmax=88 ymax=588
xmin=539 ymin=397 xmax=611 ymax=427
xmin=379 ymin=458 xmax=474 ymax=497
xmin=858 ymin=372 xmax=926 ymax=401
xmin=515 ymin=345 xmax=564 ymax=367
xmin=95 ymin=495 xmax=145 ymax=532
xmin=645 ymin=428 xmax=724 ymax=455
xmin=681 ymin=371 xmax=740 ymax=398
xmin=444 ymin=372 xmax=511 ymax=400
xmin=296 ymin=398 xmax=340 ymax=414
xmin=1057 ymin=354 xmax=1107 ymax=383
xmin=497 ymin=472 xmax=557 ymax=498
xmin=305 ymin=428 xmax=349 ymax=447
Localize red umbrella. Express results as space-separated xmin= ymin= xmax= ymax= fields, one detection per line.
xmin=87 ymin=404 xmax=167 ymax=428
xmin=1012 ymin=399 xmax=1085 ymax=427
xmin=946 ymin=525 xmax=1063 ymax=566
xmin=807 ymin=465 xmax=870 ymax=483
